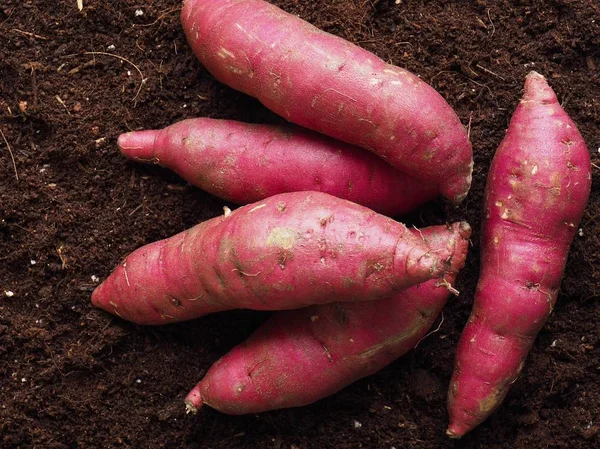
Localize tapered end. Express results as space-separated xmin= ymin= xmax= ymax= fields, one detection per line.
xmin=522 ymin=71 xmax=557 ymax=104
xmin=117 ymin=130 xmax=160 ymax=161
xmin=442 ymin=159 xmax=473 ymax=206
xmin=90 ymin=283 xmax=105 ymax=309
xmin=184 ymin=384 xmax=204 ymax=415
xmin=457 ymin=221 xmax=472 ymax=240
xmin=446 ymin=427 xmax=463 ymax=439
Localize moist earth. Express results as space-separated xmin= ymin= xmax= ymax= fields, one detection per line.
xmin=1 ymin=1 xmax=599 ymax=448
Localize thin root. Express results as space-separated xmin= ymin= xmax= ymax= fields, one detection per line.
xmin=467 ymin=112 xmax=473 ymax=140
xmin=84 ymin=51 xmax=146 ymax=104
xmin=0 ymin=128 xmax=19 ymax=181
xmin=436 ymin=278 xmax=460 ymax=296
xmin=185 ymin=401 xmax=198 ymax=415
xmin=415 ymin=312 xmax=445 ymax=348
xmin=412 ymin=225 xmax=426 ymax=242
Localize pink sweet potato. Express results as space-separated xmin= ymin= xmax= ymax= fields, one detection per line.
xmin=446 ymin=72 xmax=592 ymax=438
xmin=185 ymin=222 xmax=471 ymax=415
xmin=181 ymin=0 xmax=473 ymax=204
xmin=92 ymin=191 xmax=459 ymax=325
xmin=118 ymin=118 xmax=438 ymax=216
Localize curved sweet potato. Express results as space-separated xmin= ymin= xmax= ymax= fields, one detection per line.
xmin=446 ymin=72 xmax=592 ymax=438
xmin=118 ymin=118 xmax=438 ymax=216
xmin=181 ymin=0 xmax=473 ymax=204
xmin=185 ymin=222 xmax=471 ymax=415
xmin=92 ymin=192 xmax=458 ymax=325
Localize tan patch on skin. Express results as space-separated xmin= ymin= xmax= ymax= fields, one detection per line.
xmin=272 ymin=281 xmax=291 ymax=291
xmin=371 ymin=262 xmax=385 ymax=272
xmin=423 ymin=147 xmax=437 ymax=161
xmin=266 ymin=227 xmax=296 ymax=250
xmin=356 ymin=311 xmax=430 ymax=360
xmin=425 ymin=129 xmax=436 ymax=139
xmin=342 ymin=276 xmax=356 ymax=289
xmin=450 ymin=380 xmax=459 ymax=398
xmin=478 ymin=382 xmax=511 ymax=416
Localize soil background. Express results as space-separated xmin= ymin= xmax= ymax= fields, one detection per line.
xmin=1 ymin=1 xmax=600 ymax=448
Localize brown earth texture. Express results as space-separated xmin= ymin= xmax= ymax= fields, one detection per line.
xmin=1 ymin=1 xmax=600 ymax=448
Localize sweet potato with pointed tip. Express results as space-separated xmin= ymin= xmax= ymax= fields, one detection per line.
xmin=181 ymin=0 xmax=473 ymax=204
xmin=118 ymin=118 xmax=438 ymax=216
xmin=185 ymin=222 xmax=471 ymax=415
xmin=92 ymin=191 xmax=459 ymax=325
xmin=446 ymin=72 xmax=592 ymax=438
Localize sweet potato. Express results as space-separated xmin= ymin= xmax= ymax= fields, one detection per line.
xmin=92 ymin=191 xmax=458 ymax=325
xmin=118 ymin=118 xmax=438 ymax=216
xmin=446 ymin=72 xmax=592 ymax=438
xmin=181 ymin=0 xmax=473 ymax=204
xmin=185 ymin=222 xmax=471 ymax=415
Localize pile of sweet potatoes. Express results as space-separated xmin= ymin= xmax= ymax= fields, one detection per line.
xmin=91 ymin=0 xmax=592 ymax=438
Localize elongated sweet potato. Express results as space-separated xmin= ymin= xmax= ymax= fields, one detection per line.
xmin=181 ymin=0 xmax=473 ymax=204
xmin=92 ymin=192 xmax=458 ymax=325
xmin=446 ymin=72 xmax=592 ymax=438
xmin=118 ymin=118 xmax=438 ymax=216
xmin=185 ymin=222 xmax=471 ymax=415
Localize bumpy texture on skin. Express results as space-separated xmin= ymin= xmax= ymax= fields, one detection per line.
xmin=185 ymin=223 xmax=471 ymax=415
xmin=118 ymin=118 xmax=438 ymax=216
xmin=92 ymin=192 xmax=458 ymax=325
xmin=181 ymin=0 xmax=473 ymax=204
xmin=446 ymin=72 xmax=592 ymax=438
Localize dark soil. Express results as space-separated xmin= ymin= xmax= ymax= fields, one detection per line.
xmin=1 ymin=1 xmax=599 ymax=448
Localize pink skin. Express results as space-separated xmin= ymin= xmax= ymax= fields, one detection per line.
xmin=118 ymin=118 xmax=438 ymax=216
xmin=185 ymin=223 xmax=471 ymax=415
xmin=181 ymin=0 xmax=473 ymax=204
xmin=91 ymin=191 xmax=458 ymax=325
xmin=446 ymin=72 xmax=592 ymax=438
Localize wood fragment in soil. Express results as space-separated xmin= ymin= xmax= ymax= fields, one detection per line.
xmin=12 ymin=28 xmax=48 ymax=40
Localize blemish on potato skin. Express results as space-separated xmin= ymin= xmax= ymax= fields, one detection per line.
xmin=425 ymin=129 xmax=437 ymax=139
xmin=249 ymin=203 xmax=267 ymax=213
xmin=170 ymin=296 xmax=183 ymax=308
xmin=266 ymin=227 xmax=296 ymax=249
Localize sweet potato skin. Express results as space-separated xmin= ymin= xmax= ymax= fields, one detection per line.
xmin=185 ymin=223 xmax=471 ymax=415
xmin=92 ymin=192 xmax=454 ymax=325
xmin=118 ymin=118 xmax=438 ymax=216
xmin=181 ymin=0 xmax=473 ymax=204
xmin=446 ymin=72 xmax=592 ymax=438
